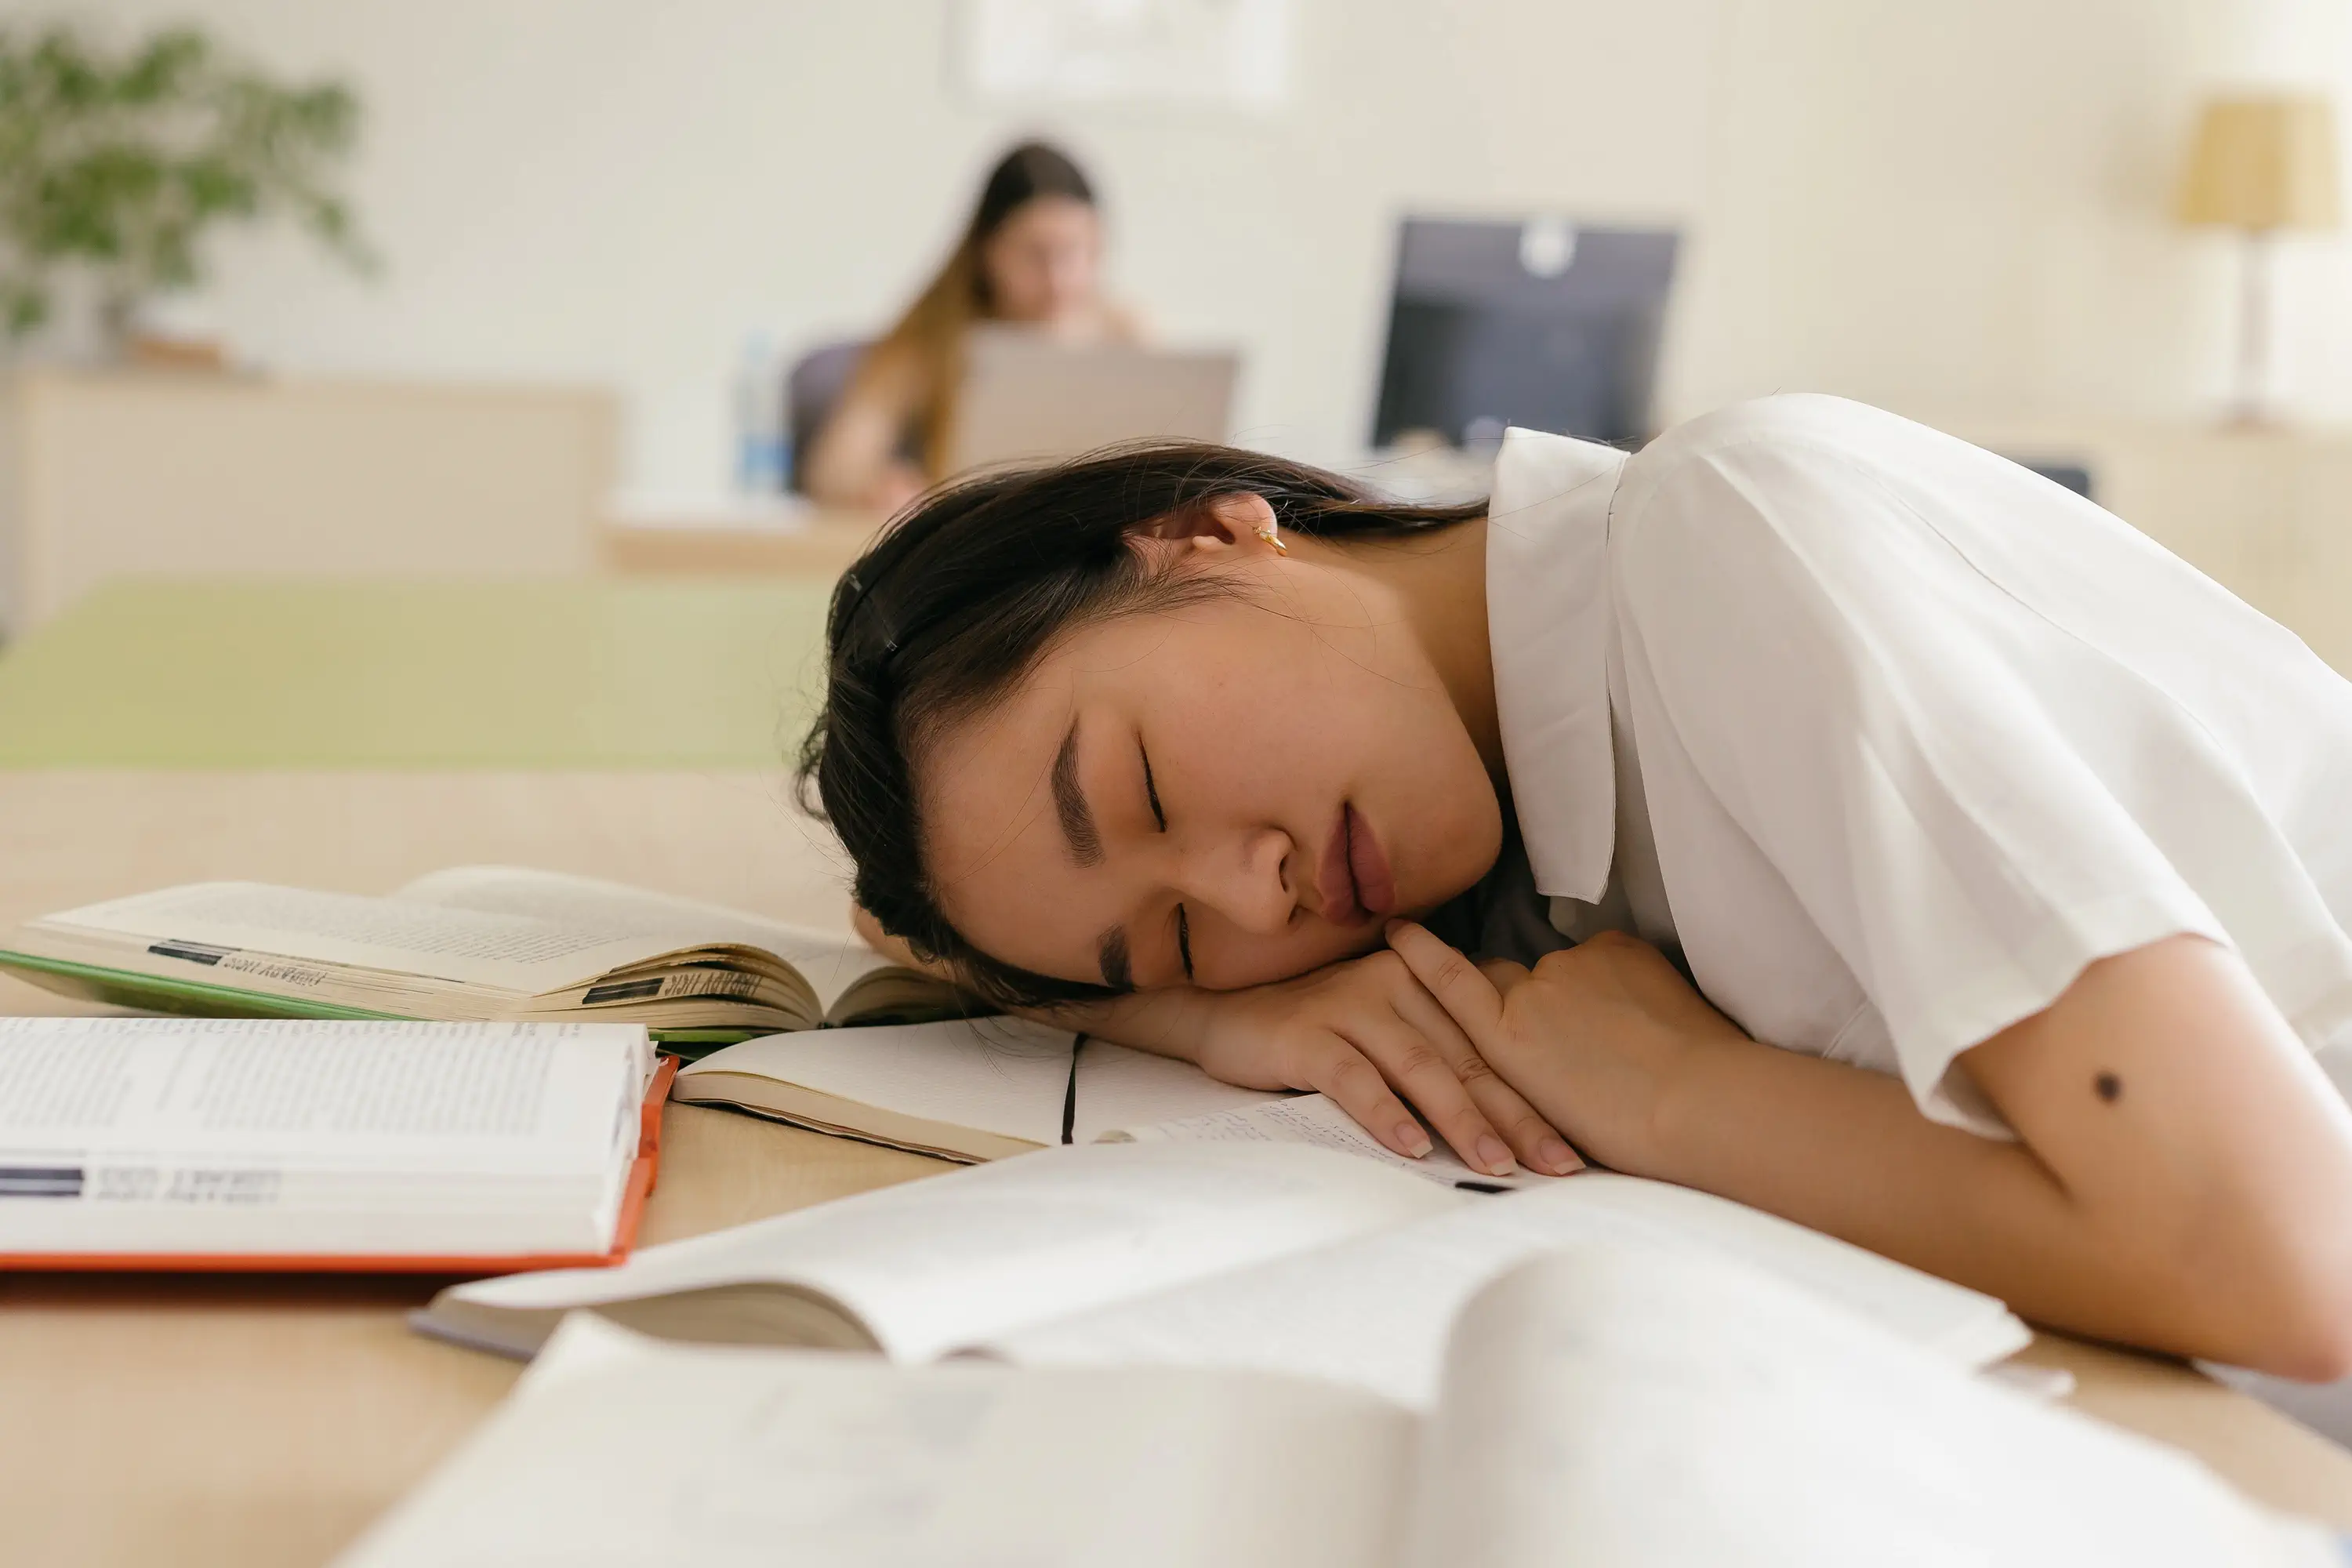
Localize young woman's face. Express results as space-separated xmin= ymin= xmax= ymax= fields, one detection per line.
xmin=916 ymin=521 xmax=1504 ymax=993
xmin=980 ymin=195 xmax=1102 ymax=325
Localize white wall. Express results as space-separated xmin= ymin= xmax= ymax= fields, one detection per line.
xmin=24 ymin=0 xmax=2352 ymax=492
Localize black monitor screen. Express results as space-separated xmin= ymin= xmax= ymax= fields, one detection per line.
xmin=1371 ymin=219 xmax=1680 ymax=449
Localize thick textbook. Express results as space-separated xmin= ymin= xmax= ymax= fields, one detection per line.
xmin=0 ymin=1016 xmax=669 ymax=1269
xmin=412 ymin=1141 xmax=2027 ymax=1401
xmin=0 ymin=866 xmax=968 ymax=1052
xmin=350 ymin=1251 xmax=2337 ymax=1568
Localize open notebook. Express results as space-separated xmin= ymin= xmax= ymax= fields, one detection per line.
xmin=670 ymin=1018 xmax=1577 ymax=1186
xmin=0 ymin=1016 xmax=667 ymax=1269
xmin=348 ymin=1250 xmax=2339 ymax=1568
xmin=0 ymin=866 xmax=967 ymax=1053
xmin=412 ymin=1141 xmax=2028 ymax=1407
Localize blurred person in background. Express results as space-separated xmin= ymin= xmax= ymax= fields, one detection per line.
xmin=802 ymin=140 xmax=1144 ymax=512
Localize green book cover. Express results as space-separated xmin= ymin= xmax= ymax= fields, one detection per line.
xmin=0 ymin=949 xmax=755 ymax=1061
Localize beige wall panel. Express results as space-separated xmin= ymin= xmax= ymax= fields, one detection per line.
xmin=4 ymin=371 xmax=614 ymax=633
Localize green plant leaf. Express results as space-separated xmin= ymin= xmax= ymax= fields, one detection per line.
xmin=0 ymin=21 xmax=372 ymax=329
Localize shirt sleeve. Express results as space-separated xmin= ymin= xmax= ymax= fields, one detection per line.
xmin=1606 ymin=405 xmax=2270 ymax=1134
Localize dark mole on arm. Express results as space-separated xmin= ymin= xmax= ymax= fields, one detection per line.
xmin=2094 ymin=1071 xmax=2122 ymax=1103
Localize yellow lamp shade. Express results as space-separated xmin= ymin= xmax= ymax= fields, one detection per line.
xmin=2177 ymin=94 xmax=2342 ymax=230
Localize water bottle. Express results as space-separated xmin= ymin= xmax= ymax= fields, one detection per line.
xmin=732 ymin=331 xmax=788 ymax=496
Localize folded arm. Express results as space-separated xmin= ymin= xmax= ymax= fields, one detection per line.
xmin=851 ymin=902 xmax=1576 ymax=1178
xmin=1389 ymin=922 xmax=2352 ymax=1379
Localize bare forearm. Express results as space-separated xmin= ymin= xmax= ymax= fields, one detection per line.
xmin=1640 ymin=1041 xmax=2172 ymax=1352
xmin=1644 ymin=1011 xmax=2352 ymax=1375
xmin=1406 ymin=927 xmax=2352 ymax=1377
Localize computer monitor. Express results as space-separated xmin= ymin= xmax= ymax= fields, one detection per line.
xmin=1370 ymin=218 xmax=1680 ymax=449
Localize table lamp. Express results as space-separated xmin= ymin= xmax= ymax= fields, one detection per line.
xmin=2176 ymin=93 xmax=2342 ymax=424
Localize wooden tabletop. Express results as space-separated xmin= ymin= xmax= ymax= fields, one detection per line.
xmin=4 ymin=771 xmax=2350 ymax=1568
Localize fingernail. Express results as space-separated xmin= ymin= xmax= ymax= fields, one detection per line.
xmin=1475 ymin=1136 xmax=1517 ymax=1176
xmin=1396 ymin=1122 xmax=1432 ymax=1157
xmin=1539 ymin=1138 xmax=1577 ymax=1174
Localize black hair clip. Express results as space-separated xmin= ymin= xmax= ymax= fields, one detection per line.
xmin=837 ymin=566 xmax=906 ymax=666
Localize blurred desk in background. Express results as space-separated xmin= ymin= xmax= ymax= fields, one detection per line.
xmin=1926 ymin=413 xmax=2352 ymax=676
xmin=600 ymin=497 xmax=883 ymax=578
xmin=0 ymin=578 xmax=830 ymax=768
xmin=0 ymin=369 xmax=615 ymax=641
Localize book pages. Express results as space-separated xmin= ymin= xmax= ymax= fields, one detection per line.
xmin=676 ymin=1020 xmax=1285 ymax=1152
xmin=338 ymin=1315 xmax=1414 ymax=1568
xmin=397 ymin=866 xmax=895 ymax=1014
xmin=0 ymin=1018 xmax=649 ymax=1255
xmin=430 ymin=1142 xmax=1465 ymax=1361
xmin=1406 ymin=1250 xmax=2337 ymax=1568
xmin=985 ymin=1171 xmax=2027 ymax=1407
xmin=1104 ymin=1092 xmax=1579 ymax=1189
xmin=39 ymin=882 xmax=690 ymax=995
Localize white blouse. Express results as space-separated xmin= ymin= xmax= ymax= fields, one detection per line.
xmin=1487 ymin=395 xmax=2352 ymax=1137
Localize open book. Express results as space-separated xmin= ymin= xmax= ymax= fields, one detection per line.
xmin=0 ymin=1016 xmax=666 ymax=1269
xmin=670 ymin=1018 xmax=1578 ymax=1185
xmin=0 ymin=866 xmax=969 ymax=1052
xmin=348 ymin=1251 xmax=2336 ymax=1568
xmin=412 ymin=1141 xmax=2028 ymax=1406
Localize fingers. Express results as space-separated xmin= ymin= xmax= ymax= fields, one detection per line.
xmin=1297 ymin=1035 xmax=1433 ymax=1161
xmin=1338 ymin=1007 xmax=1521 ymax=1177
xmin=1389 ymin=985 xmax=1581 ymax=1176
xmin=1480 ymin=957 xmax=1530 ymax=999
xmin=1385 ymin=920 xmax=1507 ymax=1047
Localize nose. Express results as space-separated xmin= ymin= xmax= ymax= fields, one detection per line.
xmin=1176 ymin=826 xmax=1294 ymax=935
xmin=1047 ymin=252 xmax=1091 ymax=306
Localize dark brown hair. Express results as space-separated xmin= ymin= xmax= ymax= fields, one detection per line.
xmin=797 ymin=441 xmax=1484 ymax=1011
xmin=862 ymin=140 xmax=1098 ymax=477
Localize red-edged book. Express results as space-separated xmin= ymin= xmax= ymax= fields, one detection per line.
xmin=0 ymin=1018 xmax=675 ymax=1274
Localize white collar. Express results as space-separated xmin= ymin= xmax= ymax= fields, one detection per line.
xmin=1485 ymin=426 xmax=1631 ymax=903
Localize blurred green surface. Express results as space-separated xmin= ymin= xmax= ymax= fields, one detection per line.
xmin=0 ymin=578 xmax=833 ymax=768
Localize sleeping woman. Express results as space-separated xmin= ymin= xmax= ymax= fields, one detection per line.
xmin=800 ymin=394 xmax=2352 ymax=1382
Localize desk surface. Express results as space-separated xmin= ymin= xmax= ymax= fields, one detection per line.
xmin=0 ymin=579 xmax=833 ymax=768
xmin=5 ymin=770 xmax=2351 ymax=1567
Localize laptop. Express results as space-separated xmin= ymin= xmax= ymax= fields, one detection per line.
xmin=948 ymin=328 xmax=1240 ymax=473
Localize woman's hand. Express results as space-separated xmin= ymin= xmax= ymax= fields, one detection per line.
xmin=851 ymin=898 xmax=1577 ymax=1178
xmin=1383 ymin=921 xmax=1744 ymax=1175
xmin=1188 ymin=949 xmax=1581 ymax=1178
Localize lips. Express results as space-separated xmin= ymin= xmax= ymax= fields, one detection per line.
xmin=1317 ymin=804 xmax=1396 ymax=925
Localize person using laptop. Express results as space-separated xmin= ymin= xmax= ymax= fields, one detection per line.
xmin=804 ymin=396 xmax=2352 ymax=1392
xmin=801 ymin=140 xmax=1145 ymax=512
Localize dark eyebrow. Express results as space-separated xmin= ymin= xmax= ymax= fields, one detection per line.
xmin=1097 ymin=927 xmax=1133 ymax=991
xmin=1051 ymin=720 xmax=1102 ymax=867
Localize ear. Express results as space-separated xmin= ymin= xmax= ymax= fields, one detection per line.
xmin=1134 ymin=492 xmax=1282 ymax=564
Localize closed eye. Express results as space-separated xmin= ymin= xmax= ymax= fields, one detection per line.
xmin=1141 ymin=742 xmax=1166 ymax=831
xmin=1142 ymin=742 xmax=1189 ymax=982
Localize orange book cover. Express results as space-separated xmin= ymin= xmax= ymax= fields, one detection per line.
xmin=0 ymin=1055 xmax=679 ymax=1275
